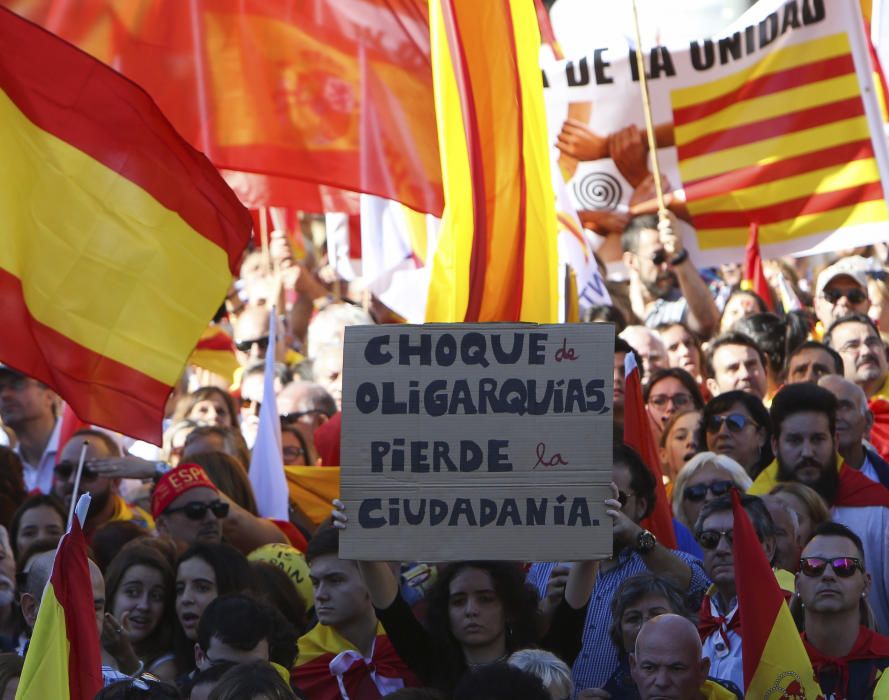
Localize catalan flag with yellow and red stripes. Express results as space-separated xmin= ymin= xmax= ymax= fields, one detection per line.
xmin=426 ymin=0 xmax=557 ymax=323
xmin=673 ymin=29 xmax=889 ymax=254
xmin=0 ymin=8 xmax=251 ymax=443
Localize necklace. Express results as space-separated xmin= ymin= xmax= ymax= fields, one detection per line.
xmin=467 ymin=652 xmax=509 ymax=669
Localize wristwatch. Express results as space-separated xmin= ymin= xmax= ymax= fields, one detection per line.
xmin=669 ymin=249 xmax=689 ymax=266
xmin=635 ymin=529 xmax=657 ymax=554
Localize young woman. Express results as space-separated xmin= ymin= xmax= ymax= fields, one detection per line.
xmin=331 ymin=502 xmax=599 ymax=694
xmin=643 ymin=368 xmax=704 ymax=440
xmin=173 ymin=543 xmax=252 ymax=675
xmin=8 ymin=494 xmax=65 ymax=559
xmin=103 ymin=541 xmax=177 ymax=680
xmin=659 ymin=409 xmax=701 ymax=486
xmin=171 ymin=387 xmax=239 ymax=429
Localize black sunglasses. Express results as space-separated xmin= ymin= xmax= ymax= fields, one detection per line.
xmin=697 ymin=528 xmax=734 ymax=550
xmin=706 ymin=413 xmax=754 ymax=434
xmin=799 ymin=556 xmax=863 ymax=578
xmin=281 ymin=409 xmax=326 ymax=424
xmin=54 ymin=461 xmax=98 ymax=482
xmin=683 ymin=479 xmax=733 ymax=503
xmin=822 ymin=288 xmax=867 ymax=305
xmin=164 ymin=500 xmax=229 ymax=521
xmin=235 ymin=336 xmax=270 ymax=353
xmin=651 ymin=249 xmax=669 ymax=266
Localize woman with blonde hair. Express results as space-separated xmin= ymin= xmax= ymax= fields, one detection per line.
xmin=508 ymin=649 xmax=573 ymax=700
xmin=671 ymin=452 xmax=752 ymax=530
xmin=769 ymin=481 xmax=830 ymax=544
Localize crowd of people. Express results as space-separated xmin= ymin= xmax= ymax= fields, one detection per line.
xmin=1 ymin=214 xmax=889 ymax=700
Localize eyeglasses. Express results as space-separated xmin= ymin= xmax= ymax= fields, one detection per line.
xmin=648 ymin=394 xmax=693 ymax=409
xmin=697 ymin=528 xmax=734 ymax=550
xmin=651 ymin=249 xmax=669 ymax=266
xmin=821 ymin=288 xmax=867 ymax=305
xmin=282 ymin=446 xmax=306 ymax=462
xmin=281 ymin=409 xmax=326 ymax=425
xmin=799 ymin=556 xmax=863 ymax=578
xmin=240 ymin=397 xmax=260 ymax=411
xmin=683 ymin=480 xmax=734 ymax=502
xmin=54 ymin=461 xmax=98 ymax=482
xmin=235 ymin=336 xmax=270 ymax=353
xmin=706 ymin=413 xmax=754 ymax=434
xmin=163 ymin=500 xmax=229 ymax=520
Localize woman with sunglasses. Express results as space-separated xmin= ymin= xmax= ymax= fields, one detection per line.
xmin=104 ymin=541 xmax=177 ymax=680
xmin=671 ymin=452 xmax=752 ymax=532
xmin=172 ymin=542 xmax=253 ymax=678
xmin=643 ymin=368 xmax=704 ymax=441
xmin=700 ymin=390 xmax=772 ymax=479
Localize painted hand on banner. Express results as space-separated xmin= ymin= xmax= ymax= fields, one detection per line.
xmin=608 ymin=125 xmax=649 ymax=188
xmin=556 ymin=119 xmax=608 ymax=161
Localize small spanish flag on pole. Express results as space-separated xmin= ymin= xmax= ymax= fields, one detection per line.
xmin=426 ymin=0 xmax=558 ymax=323
xmin=0 ymin=8 xmax=251 ymax=443
xmin=17 ymin=494 xmax=102 ymax=700
xmin=741 ymin=223 xmax=774 ymax=311
xmin=731 ymin=488 xmax=824 ymax=699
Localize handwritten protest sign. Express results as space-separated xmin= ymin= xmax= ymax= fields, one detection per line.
xmin=340 ymin=323 xmax=614 ymax=561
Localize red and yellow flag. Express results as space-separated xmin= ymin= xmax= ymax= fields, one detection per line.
xmin=190 ymin=325 xmax=240 ymax=382
xmin=16 ymin=514 xmax=102 ymax=700
xmin=731 ymin=488 xmax=824 ymax=698
xmin=741 ymin=223 xmax=774 ymax=311
xmin=425 ymin=0 xmax=557 ymax=323
xmin=6 ymin=0 xmax=442 ymax=216
xmin=0 ymin=8 xmax=251 ymax=443
xmin=673 ymin=32 xmax=889 ymax=250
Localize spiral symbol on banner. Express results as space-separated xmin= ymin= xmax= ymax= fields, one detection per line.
xmin=573 ymin=172 xmax=623 ymax=211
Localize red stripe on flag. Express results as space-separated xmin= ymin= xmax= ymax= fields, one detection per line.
xmin=196 ymin=329 xmax=236 ymax=353
xmin=54 ymin=517 xmax=104 ymax=699
xmin=501 ymin=0 xmax=526 ymax=322
xmin=440 ymin=0 xmax=488 ymax=322
xmin=677 ymin=96 xmax=864 ymax=160
xmin=0 ymin=8 xmax=251 ymax=272
xmin=673 ymin=53 xmax=855 ymax=126
xmin=0 ymin=269 xmax=170 ymax=443
xmin=683 ymin=140 xmax=875 ymax=199
xmin=692 ymin=181 xmax=885 ymax=229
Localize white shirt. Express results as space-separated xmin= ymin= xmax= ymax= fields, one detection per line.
xmin=701 ymin=596 xmax=745 ymax=693
xmin=14 ymin=418 xmax=60 ymax=494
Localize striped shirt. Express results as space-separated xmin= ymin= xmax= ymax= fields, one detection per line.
xmin=527 ymin=548 xmax=710 ymax=692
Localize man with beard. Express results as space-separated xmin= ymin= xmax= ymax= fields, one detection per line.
xmin=748 ymin=383 xmax=889 ymax=634
xmin=621 ymin=214 xmax=719 ymax=338
xmin=825 ymin=313 xmax=889 ymax=458
xmin=52 ymin=429 xmax=153 ymax=539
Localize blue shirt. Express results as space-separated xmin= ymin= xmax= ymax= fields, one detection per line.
xmin=528 ymin=548 xmax=710 ymax=692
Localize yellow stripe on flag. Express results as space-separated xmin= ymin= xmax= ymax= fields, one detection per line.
xmin=689 ymin=159 xmax=883 ymax=212
xmin=679 ymin=116 xmax=871 ymax=183
xmin=0 ymin=89 xmax=229 ymax=387
xmin=695 ymin=200 xmax=889 ymax=249
xmin=15 ymin=584 xmax=71 ymax=700
xmin=285 ymin=466 xmax=338 ymax=526
xmin=674 ymin=73 xmax=861 ymax=144
xmin=671 ymin=32 xmax=851 ymax=108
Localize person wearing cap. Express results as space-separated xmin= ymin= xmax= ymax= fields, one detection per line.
xmin=152 ymin=464 xmax=229 ymax=548
xmin=814 ymin=257 xmax=871 ymax=336
xmin=0 ymin=366 xmax=60 ymax=494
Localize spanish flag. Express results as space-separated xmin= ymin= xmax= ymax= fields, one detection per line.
xmin=0 ymin=8 xmax=251 ymax=443
xmin=672 ymin=31 xmax=889 ymax=252
xmin=16 ymin=497 xmax=102 ymax=700
xmin=190 ymin=325 xmax=240 ymax=382
xmin=731 ymin=488 xmax=824 ymax=699
xmin=425 ymin=0 xmax=558 ymax=323
xmin=740 ymin=223 xmax=773 ymax=311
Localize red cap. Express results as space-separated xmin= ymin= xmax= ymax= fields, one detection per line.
xmin=152 ymin=464 xmax=217 ymax=518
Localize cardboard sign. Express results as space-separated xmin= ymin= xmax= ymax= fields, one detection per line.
xmin=339 ymin=323 xmax=614 ymax=561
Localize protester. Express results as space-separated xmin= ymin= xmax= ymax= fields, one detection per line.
xmin=718 ymin=289 xmax=767 ymax=334
xmin=0 ymin=449 xmax=25 ymax=529
xmin=7 ymin=493 xmax=65 ymax=559
xmin=733 ymin=312 xmax=809 ymax=398
xmin=700 ymin=390 xmax=771 ymax=478
xmin=814 ymin=258 xmax=872 ymax=332
xmin=293 ymin=526 xmax=417 ymax=698
xmin=658 ymin=409 xmax=701 ymax=484
xmin=760 ymin=495 xmax=801 ymax=573
xmin=188 ymin=661 xmax=239 ymax=700
xmin=693 ymin=494 xmax=779 ymax=692
xmin=206 ymin=660 xmax=298 ymax=700
xmin=784 ymin=340 xmax=844 ymax=385
xmin=452 ymin=663 xmax=550 ymax=700
xmin=151 ymin=465 xmax=228 ymax=549
xmin=103 ymin=541 xmax=177 ymax=680
xmin=619 ymin=326 xmax=667 ymax=379
xmin=670 ymin=452 xmax=751 ymax=532
xmin=825 ymin=314 xmax=889 ymax=401
xmin=703 ymin=333 xmax=769 ymax=401
xmin=172 ymin=543 xmax=253 ymax=675
xmin=748 ymin=382 xmax=889 ymax=634
xmin=94 ymin=678 xmax=183 ymax=699
xmin=526 ymin=445 xmax=709 ymax=692
xmin=171 ymin=387 xmax=239 ymax=429
xmin=0 ymin=367 xmax=59 ymax=494
xmin=613 ymin=338 xmax=643 ymax=431
xmin=643 ymin=368 xmax=703 ymax=439
xmin=249 ymin=561 xmax=308 ymax=633
xmin=656 ymin=322 xmax=704 ymax=386
xmin=181 ymin=426 xmax=252 ymax=470
xmin=797 ymin=522 xmax=889 ymax=697
xmin=768 ymin=482 xmax=831 ymax=546
xmin=629 ymin=615 xmax=740 ymax=699
xmin=508 ymin=649 xmax=573 ymax=700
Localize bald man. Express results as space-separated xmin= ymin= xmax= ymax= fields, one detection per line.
xmin=620 ymin=326 xmax=667 ymax=379
xmin=818 ymin=375 xmax=889 ymax=488
xmin=629 ymin=614 xmax=741 ymax=700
